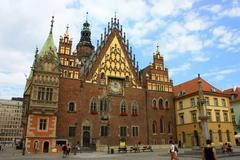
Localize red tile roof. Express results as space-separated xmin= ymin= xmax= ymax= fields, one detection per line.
xmin=223 ymin=87 xmax=240 ymax=103
xmin=174 ymin=76 xmax=222 ymax=97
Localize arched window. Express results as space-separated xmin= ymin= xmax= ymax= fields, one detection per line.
xmin=90 ymin=98 xmax=97 ymax=114
xmin=226 ymin=130 xmax=230 ymax=142
xmin=160 ymin=118 xmax=164 ymax=133
xmin=120 ymin=100 xmax=127 ymax=116
xmin=168 ymin=122 xmax=172 ymax=133
xmin=100 ymin=98 xmax=108 ymax=112
xmin=131 ymin=102 xmax=138 ymax=116
xmin=152 ymin=99 xmax=157 ymax=109
xmin=100 ymin=72 xmax=105 ymax=79
xmin=68 ymin=102 xmax=76 ymax=112
xmin=165 ymin=100 xmax=169 ymax=109
xmin=182 ymin=132 xmax=186 ymax=143
xmin=159 ymin=98 xmax=164 ymax=109
xmin=152 ymin=121 xmax=157 ymax=134
xmin=218 ymin=130 xmax=222 ymax=142
xmin=209 ymin=130 xmax=213 ymax=142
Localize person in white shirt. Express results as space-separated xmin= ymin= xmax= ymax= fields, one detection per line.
xmin=169 ymin=141 xmax=179 ymax=160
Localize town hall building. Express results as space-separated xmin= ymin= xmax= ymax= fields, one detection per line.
xmin=22 ymin=15 xmax=176 ymax=153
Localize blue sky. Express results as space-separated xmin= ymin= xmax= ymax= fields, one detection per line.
xmin=0 ymin=0 xmax=240 ymax=99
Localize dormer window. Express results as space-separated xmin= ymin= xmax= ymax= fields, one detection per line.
xmin=178 ymin=90 xmax=185 ymax=96
xmin=211 ymin=88 xmax=216 ymax=92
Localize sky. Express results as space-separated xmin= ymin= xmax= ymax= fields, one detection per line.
xmin=0 ymin=0 xmax=240 ymax=99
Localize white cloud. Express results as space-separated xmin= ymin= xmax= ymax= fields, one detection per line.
xmin=202 ymin=66 xmax=240 ymax=81
xmin=150 ymin=0 xmax=195 ymax=17
xmin=212 ymin=26 xmax=240 ymax=50
xmin=169 ymin=63 xmax=191 ymax=77
xmin=220 ymin=7 xmax=240 ymax=17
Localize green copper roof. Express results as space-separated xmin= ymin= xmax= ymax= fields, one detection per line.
xmin=38 ymin=33 xmax=57 ymax=59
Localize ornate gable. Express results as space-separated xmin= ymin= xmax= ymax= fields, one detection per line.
xmin=86 ymin=29 xmax=141 ymax=88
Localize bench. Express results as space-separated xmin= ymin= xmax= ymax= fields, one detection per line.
xmin=142 ymin=145 xmax=153 ymax=152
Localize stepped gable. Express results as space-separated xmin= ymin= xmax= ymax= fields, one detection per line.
xmin=81 ymin=16 xmax=141 ymax=87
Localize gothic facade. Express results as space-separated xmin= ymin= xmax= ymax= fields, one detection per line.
xmin=23 ymin=16 xmax=176 ymax=153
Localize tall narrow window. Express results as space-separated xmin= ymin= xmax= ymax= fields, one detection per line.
xmin=100 ymin=98 xmax=108 ymax=112
xmin=165 ymin=100 xmax=169 ymax=109
xmin=69 ymin=126 xmax=76 ymax=137
xmin=179 ymin=101 xmax=183 ymax=110
xmin=214 ymin=98 xmax=218 ymax=106
xmin=192 ymin=112 xmax=197 ymax=123
xmin=159 ymin=98 xmax=164 ymax=109
xmin=168 ymin=122 xmax=172 ymax=133
xmin=216 ymin=112 xmax=220 ymax=122
xmin=120 ymin=101 xmax=127 ymax=116
xmin=218 ymin=130 xmax=222 ymax=142
xmin=131 ymin=102 xmax=138 ymax=116
xmin=209 ymin=130 xmax=213 ymax=142
xmin=101 ymin=126 xmax=108 ymax=136
xmin=190 ymin=98 xmax=195 ymax=107
xmin=152 ymin=99 xmax=157 ymax=109
xmin=68 ymin=102 xmax=75 ymax=112
xmin=226 ymin=130 xmax=230 ymax=142
xmin=179 ymin=114 xmax=184 ymax=124
xmin=223 ymin=112 xmax=228 ymax=122
xmin=38 ymin=87 xmax=45 ymax=100
xmin=90 ymin=99 xmax=97 ymax=114
xmin=207 ymin=112 xmax=212 ymax=122
xmin=160 ymin=118 xmax=164 ymax=133
xmin=39 ymin=119 xmax=47 ymax=130
xmin=152 ymin=121 xmax=157 ymax=134
xmin=222 ymin=99 xmax=226 ymax=107
xmin=132 ymin=126 xmax=139 ymax=137
xmin=120 ymin=126 xmax=127 ymax=137
xmin=205 ymin=97 xmax=210 ymax=106
xmin=182 ymin=132 xmax=186 ymax=143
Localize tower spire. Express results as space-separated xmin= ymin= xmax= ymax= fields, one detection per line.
xmin=49 ymin=16 xmax=54 ymax=35
xmin=86 ymin=12 xmax=88 ymax=22
xmin=65 ymin=24 xmax=69 ymax=36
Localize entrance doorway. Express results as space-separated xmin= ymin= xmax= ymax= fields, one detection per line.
xmin=193 ymin=130 xmax=199 ymax=146
xmin=83 ymin=126 xmax=90 ymax=147
xmin=43 ymin=141 xmax=49 ymax=153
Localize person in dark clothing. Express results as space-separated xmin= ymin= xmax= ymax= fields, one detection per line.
xmin=62 ymin=145 xmax=67 ymax=158
xmin=202 ymin=139 xmax=218 ymax=160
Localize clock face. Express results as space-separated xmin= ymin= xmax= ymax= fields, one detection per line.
xmin=110 ymin=81 xmax=121 ymax=93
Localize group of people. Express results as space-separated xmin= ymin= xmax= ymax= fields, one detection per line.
xmin=169 ymin=139 xmax=220 ymax=160
xmin=62 ymin=144 xmax=72 ymax=158
xmin=222 ymin=142 xmax=233 ymax=153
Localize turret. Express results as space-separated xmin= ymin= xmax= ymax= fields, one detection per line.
xmin=76 ymin=12 xmax=94 ymax=62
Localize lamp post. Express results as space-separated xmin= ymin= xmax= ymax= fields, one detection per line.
xmin=197 ymin=74 xmax=209 ymax=146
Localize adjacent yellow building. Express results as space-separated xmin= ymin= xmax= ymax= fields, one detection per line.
xmin=174 ymin=76 xmax=235 ymax=148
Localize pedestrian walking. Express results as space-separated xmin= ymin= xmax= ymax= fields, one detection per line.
xmin=202 ymin=139 xmax=218 ymax=160
xmin=66 ymin=143 xmax=71 ymax=155
xmin=169 ymin=140 xmax=179 ymax=160
xmin=62 ymin=145 xmax=67 ymax=158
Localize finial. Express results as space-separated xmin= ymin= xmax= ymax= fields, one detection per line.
xmin=120 ymin=25 xmax=122 ymax=36
xmin=127 ymin=40 xmax=129 ymax=51
xmin=133 ymin=54 xmax=136 ymax=65
xmin=104 ymin=27 xmax=106 ymax=37
xmin=65 ymin=24 xmax=69 ymax=35
xmin=35 ymin=46 xmax=39 ymax=55
xmin=137 ymin=61 xmax=139 ymax=71
xmin=50 ymin=16 xmax=54 ymax=34
xmin=108 ymin=22 xmax=110 ymax=33
xmin=97 ymin=40 xmax=99 ymax=48
xmin=86 ymin=12 xmax=88 ymax=22
xmin=123 ymin=32 xmax=126 ymax=42
xmin=157 ymin=43 xmax=159 ymax=52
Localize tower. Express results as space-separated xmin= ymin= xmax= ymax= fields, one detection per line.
xmin=23 ymin=16 xmax=60 ymax=153
xmin=76 ymin=13 xmax=94 ymax=64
